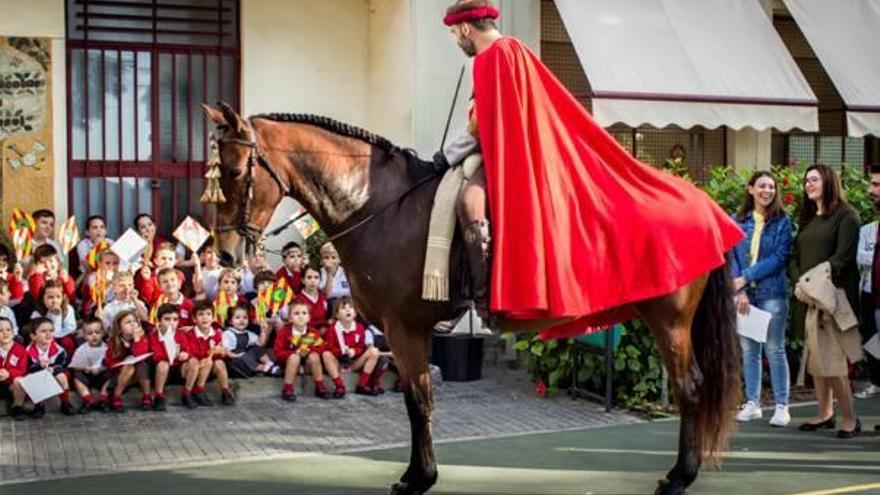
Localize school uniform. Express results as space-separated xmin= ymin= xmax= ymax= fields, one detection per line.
xmin=26 ymin=340 xmax=69 ymax=376
xmin=0 ymin=342 xmax=28 ymax=394
xmin=149 ymin=294 xmax=195 ymax=327
xmin=135 ymin=269 xmax=186 ymax=307
xmin=275 ymin=267 xmax=302 ymax=293
xmin=181 ymin=326 xmax=224 ymax=361
xmin=295 ymin=290 xmax=329 ymax=330
xmin=5 ymin=273 xmax=24 ymax=303
xmin=274 ymin=325 xmax=325 ymax=365
xmin=323 ymin=320 xmax=369 ymax=361
xmin=104 ymin=337 xmax=151 ymax=390
xmin=222 ymin=327 xmax=266 ymax=378
xmin=69 ymin=342 xmax=109 ymax=390
xmin=30 ymin=307 xmax=77 ymax=355
xmin=149 ymin=328 xmax=188 ymax=383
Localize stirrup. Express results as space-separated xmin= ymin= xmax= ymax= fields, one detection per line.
xmin=434 ymin=304 xmax=494 ymax=337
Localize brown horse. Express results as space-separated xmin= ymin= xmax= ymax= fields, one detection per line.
xmin=203 ymin=102 xmax=740 ymax=495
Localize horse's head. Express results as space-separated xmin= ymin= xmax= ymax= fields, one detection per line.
xmin=202 ymin=101 xmax=286 ymax=264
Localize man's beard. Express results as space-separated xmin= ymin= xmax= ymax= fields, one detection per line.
xmin=458 ymin=36 xmax=477 ymax=57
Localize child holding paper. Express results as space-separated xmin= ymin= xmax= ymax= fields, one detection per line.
xmin=69 ymin=318 xmax=109 ymax=413
xmin=80 ymin=249 xmax=120 ymax=316
xmin=149 ymin=303 xmax=193 ymax=411
xmin=26 ymin=317 xmax=75 ymax=417
xmin=274 ymin=300 xmax=328 ymax=401
xmin=0 ymin=317 xmax=28 ymax=419
xmin=180 ymin=300 xmax=234 ymax=406
xmin=30 ymin=279 xmax=77 ymax=355
xmin=104 ymin=310 xmax=153 ymax=412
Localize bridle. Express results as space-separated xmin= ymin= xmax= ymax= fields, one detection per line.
xmin=213 ymin=129 xmax=290 ymax=256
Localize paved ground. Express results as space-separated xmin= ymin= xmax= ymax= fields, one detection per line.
xmin=0 ymin=366 xmax=639 ymax=484
xmin=3 ymin=398 xmax=878 ymax=495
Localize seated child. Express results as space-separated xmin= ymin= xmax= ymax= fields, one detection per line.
xmin=0 ymin=317 xmax=28 ymax=419
xmin=136 ymin=242 xmax=186 ymax=306
xmin=101 ymin=270 xmax=149 ymax=330
xmin=26 ymin=317 xmax=75 ymax=416
xmin=29 ymin=244 xmax=76 ymax=302
xmin=295 ymin=266 xmax=329 ymax=331
xmin=0 ymin=244 xmax=25 ymax=305
xmin=148 ymin=303 xmax=194 ymax=411
xmin=213 ymin=268 xmax=242 ymax=326
xmin=275 ymin=241 xmax=303 ymax=293
xmin=75 ymin=215 xmax=113 ymax=275
xmin=179 ymin=300 xmax=234 ymax=407
xmin=319 ymin=242 xmax=350 ymax=308
xmin=149 ymin=267 xmax=195 ymax=327
xmin=274 ymin=300 xmax=328 ymax=401
xmin=0 ymin=279 xmax=19 ymax=336
xmin=69 ymin=318 xmax=109 ymax=413
xmin=30 ymin=279 xmax=77 ymax=355
xmin=322 ymin=297 xmax=383 ymax=397
xmin=222 ymin=302 xmax=277 ymax=378
xmin=80 ymin=249 xmax=119 ymax=316
xmin=193 ymin=244 xmax=224 ymax=301
xmin=103 ymin=310 xmax=152 ymax=412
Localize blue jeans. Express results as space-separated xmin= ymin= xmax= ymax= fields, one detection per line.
xmin=740 ymin=298 xmax=790 ymax=405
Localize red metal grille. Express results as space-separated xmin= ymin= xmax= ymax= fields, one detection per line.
xmin=66 ymin=0 xmax=239 ymax=238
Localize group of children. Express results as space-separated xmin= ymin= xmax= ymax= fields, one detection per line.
xmin=0 ymin=210 xmax=395 ymax=420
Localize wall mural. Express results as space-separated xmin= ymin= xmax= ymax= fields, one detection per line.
xmin=0 ymin=36 xmax=53 ymax=235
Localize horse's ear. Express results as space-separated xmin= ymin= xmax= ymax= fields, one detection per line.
xmin=202 ymin=103 xmax=227 ymax=127
xmin=217 ymin=100 xmax=244 ymax=133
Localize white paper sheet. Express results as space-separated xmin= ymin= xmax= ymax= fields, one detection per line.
xmin=864 ymin=333 xmax=880 ymax=360
xmin=736 ymin=305 xmax=773 ymax=343
xmin=112 ymin=352 xmax=153 ymax=368
xmin=111 ymin=228 xmax=148 ymax=267
xmin=18 ymin=369 xmax=63 ymax=403
xmin=173 ymin=216 xmax=211 ymax=253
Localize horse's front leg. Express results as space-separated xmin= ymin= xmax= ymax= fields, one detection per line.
xmin=387 ymin=322 xmax=438 ymax=495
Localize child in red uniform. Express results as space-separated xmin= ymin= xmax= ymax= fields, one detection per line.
xmin=275 ymin=241 xmax=304 ymax=293
xmin=322 ymin=297 xmax=382 ymax=397
xmin=104 ymin=310 xmax=152 ymax=412
xmin=181 ymin=300 xmax=234 ymax=406
xmin=149 ymin=303 xmax=196 ymax=411
xmin=213 ymin=268 xmax=242 ymax=326
xmin=28 ymin=244 xmax=76 ymax=302
xmin=150 ymin=267 xmax=195 ymax=327
xmin=0 ymin=245 xmax=25 ymax=305
xmin=136 ymin=242 xmax=186 ymax=306
xmin=69 ymin=318 xmax=108 ymax=413
xmin=274 ymin=300 xmax=328 ymax=401
xmin=30 ymin=280 xmax=77 ymax=355
xmin=0 ymin=317 xmax=28 ymax=419
xmin=26 ymin=317 xmax=75 ymax=416
xmin=295 ymin=266 xmax=329 ymax=331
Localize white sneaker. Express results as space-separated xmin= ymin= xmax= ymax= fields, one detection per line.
xmin=769 ymin=405 xmax=791 ymax=427
xmin=736 ymin=401 xmax=762 ymax=422
xmin=854 ymin=383 xmax=880 ymax=399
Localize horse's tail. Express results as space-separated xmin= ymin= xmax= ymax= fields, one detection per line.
xmin=692 ymin=252 xmax=741 ymax=465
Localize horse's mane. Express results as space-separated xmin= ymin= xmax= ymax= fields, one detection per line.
xmin=252 ymin=113 xmax=397 ymax=153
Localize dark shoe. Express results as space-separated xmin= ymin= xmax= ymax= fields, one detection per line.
xmin=281 ymin=390 xmax=297 ymax=402
xmin=77 ymin=402 xmax=92 ymax=414
xmin=60 ymin=401 xmax=76 ymax=416
xmin=29 ymin=404 xmax=46 ymax=419
xmin=97 ymin=399 xmax=110 ymax=413
xmin=221 ymin=391 xmax=235 ymax=406
xmin=153 ymin=396 xmax=167 ymax=412
xmin=836 ymin=419 xmax=862 ymax=439
xmin=355 ymin=385 xmax=379 ymax=396
xmin=181 ymin=394 xmax=197 ymax=410
xmin=9 ymin=405 xmax=26 ymax=420
xmin=315 ymin=387 xmax=331 ymax=400
xmin=140 ymin=396 xmax=153 ymax=411
xmin=462 ymin=219 xmax=491 ymax=320
xmin=193 ymin=393 xmax=213 ymax=407
xmin=798 ymin=416 xmax=835 ymax=431
xmin=110 ymin=397 xmax=124 ymax=413
xmin=332 ymin=386 xmax=346 ymax=399
xmin=875 ymin=424 xmax=880 ymax=432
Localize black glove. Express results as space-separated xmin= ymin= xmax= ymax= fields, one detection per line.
xmin=432 ymin=151 xmax=450 ymax=173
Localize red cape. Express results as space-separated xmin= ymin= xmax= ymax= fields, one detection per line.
xmin=472 ymin=37 xmax=744 ymax=339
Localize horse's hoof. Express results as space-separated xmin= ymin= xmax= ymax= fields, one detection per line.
xmin=390 ymin=481 xmax=421 ymax=495
xmin=655 ymin=479 xmax=686 ymax=495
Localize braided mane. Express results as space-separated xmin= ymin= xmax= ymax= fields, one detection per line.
xmin=252 ymin=113 xmax=397 ymax=153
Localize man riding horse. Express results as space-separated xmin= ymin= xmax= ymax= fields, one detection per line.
xmin=435 ymin=0 xmax=743 ymax=337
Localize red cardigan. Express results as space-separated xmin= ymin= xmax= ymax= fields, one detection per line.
xmin=148 ymin=329 xmax=188 ymax=364
xmin=28 ymin=272 xmax=76 ymax=302
xmin=323 ymin=321 xmax=368 ymax=359
xmin=273 ymin=325 xmax=324 ymax=364
xmin=0 ymin=342 xmax=28 ymax=385
xmin=180 ymin=326 xmax=223 ymax=360
xmin=103 ymin=337 xmax=150 ymax=369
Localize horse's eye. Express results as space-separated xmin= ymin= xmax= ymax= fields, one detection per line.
xmin=229 ymin=167 xmax=243 ymax=177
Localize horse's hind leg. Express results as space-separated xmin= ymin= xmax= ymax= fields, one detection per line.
xmin=387 ymin=321 xmax=437 ymax=495
xmin=637 ymin=278 xmax=707 ymax=495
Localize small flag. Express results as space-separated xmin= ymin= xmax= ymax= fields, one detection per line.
xmin=256 ymin=287 xmax=271 ymax=324
xmin=92 ymin=270 xmax=108 ymax=314
xmin=12 ymin=228 xmax=32 ymax=261
xmin=293 ymin=214 xmax=321 ymax=239
xmin=213 ymin=291 xmax=238 ymax=326
xmin=8 ymin=208 xmax=35 ymax=238
xmin=56 ymin=216 xmax=80 ymax=254
xmin=269 ymin=277 xmax=294 ymax=316
xmin=86 ymin=240 xmax=110 ymax=271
